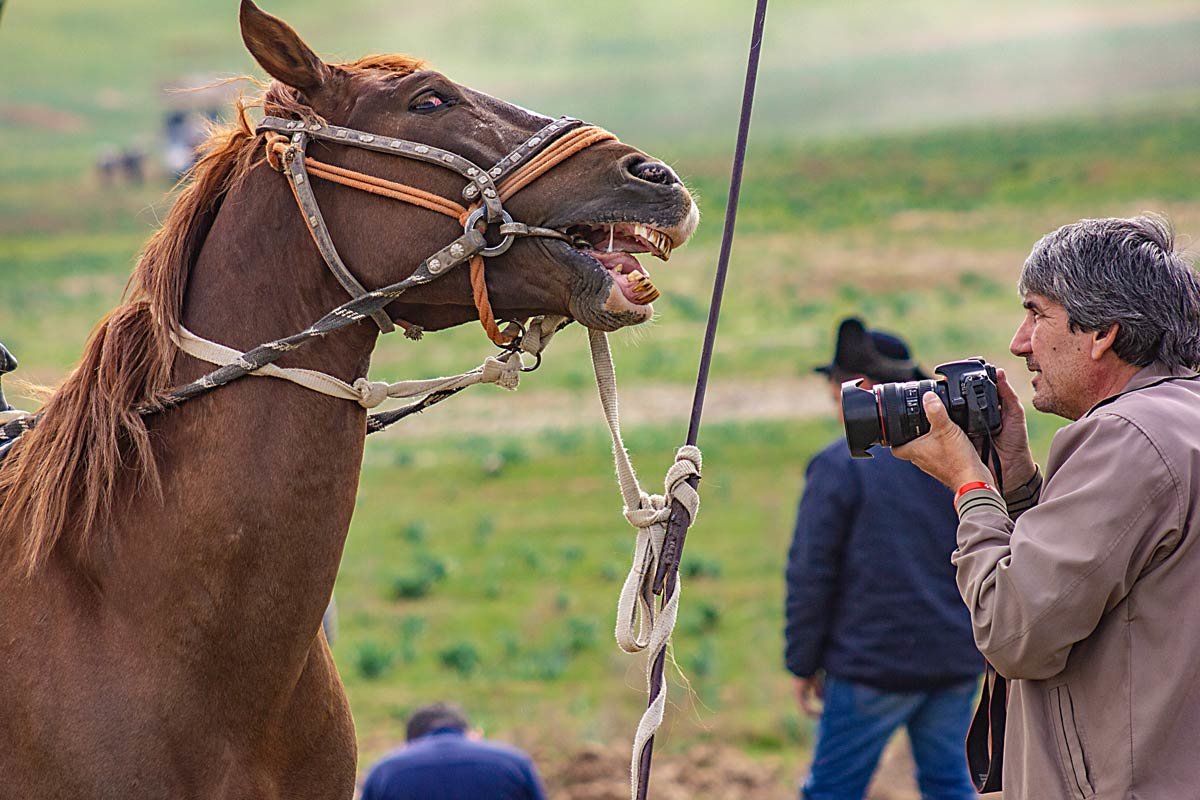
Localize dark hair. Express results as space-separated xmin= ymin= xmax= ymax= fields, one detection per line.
xmin=1019 ymin=215 xmax=1200 ymax=369
xmin=406 ymin=702 xmax=469 ymax=741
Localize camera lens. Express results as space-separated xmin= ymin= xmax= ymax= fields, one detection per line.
xmin=841 ymin=378 xmax=948 ymax=457
xmin=841 ymin=380 xmax=884 ymax=458
xmin=878 ymin=380 xmax=941 ymax=447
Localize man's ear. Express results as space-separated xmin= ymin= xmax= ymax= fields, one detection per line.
xmin=1090 ymin=322 xmax=1120 ymax=361
xmin=240 ymin=0 xmax=331 ymax=93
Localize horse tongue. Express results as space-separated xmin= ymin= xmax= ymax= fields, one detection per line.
xmin=592 ymin=250 xmax=646 ymax=276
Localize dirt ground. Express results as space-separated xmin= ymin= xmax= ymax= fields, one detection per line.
xmin=545 ymin=734 xmax=929 ymax=800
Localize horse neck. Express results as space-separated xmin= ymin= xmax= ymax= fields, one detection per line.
xmin=115 ymin=168 xmax=379 ymax=673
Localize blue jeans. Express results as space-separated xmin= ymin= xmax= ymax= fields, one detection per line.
xmin=801 ymin=675 xmax=978 ymax=800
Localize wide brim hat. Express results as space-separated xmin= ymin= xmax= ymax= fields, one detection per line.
xmin=813 ymin=318 xmax=929 ymax=382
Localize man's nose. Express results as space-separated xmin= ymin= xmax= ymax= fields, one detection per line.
xmin=1010 ymin=320 xmax=1031 ymax=357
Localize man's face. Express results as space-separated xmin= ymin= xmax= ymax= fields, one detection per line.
xmin=1009 ymin=293 xmax=1099 ymax=420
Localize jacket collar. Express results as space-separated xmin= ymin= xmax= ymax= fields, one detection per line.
xmin=1085 ymin=361 xmax=1198 ymax=417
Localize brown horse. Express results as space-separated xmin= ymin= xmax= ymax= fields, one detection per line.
xmin=0 ymin=3 xmax=697 ymax=798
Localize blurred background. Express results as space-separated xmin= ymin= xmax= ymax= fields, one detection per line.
xmin=2 ymin=1 xmax=1198 ymax=797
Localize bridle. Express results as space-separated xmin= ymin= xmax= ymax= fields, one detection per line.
xmin=258 ymin=113 xmax=616 ymax=344
xmin=0 ymin=112 xmax=618 ymax=455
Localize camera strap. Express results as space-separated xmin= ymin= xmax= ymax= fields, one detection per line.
xmin=980 ymin=432 xmax=1004 ymax=495
xmin=965 ymin=430 xmax=1007 ymax=793
xmin=967 ymin=662 xmax=1007 ymax=792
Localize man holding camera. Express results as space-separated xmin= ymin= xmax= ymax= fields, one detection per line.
xmin=785 ymin=318 xmax=981 ymax=800
xmin=895 ymin=215 xmax=1200 ymax=799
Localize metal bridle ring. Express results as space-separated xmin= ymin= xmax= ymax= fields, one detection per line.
xmin=493 ymin=318 xmax=538 ymax=372
xmin=521 ymin=352 xmax=542 ymax=373
xmin=495 ymin=318 xmax=526 ymax=350
xmin=465 ymin=207 xmax=516 ymax=257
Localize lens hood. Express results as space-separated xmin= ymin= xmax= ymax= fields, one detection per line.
xmin=841 ymin=379 xmax=883 ymax=458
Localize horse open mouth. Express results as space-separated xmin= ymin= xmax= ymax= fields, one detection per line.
xmin=565 ymin=222 xmax=675 ymax=306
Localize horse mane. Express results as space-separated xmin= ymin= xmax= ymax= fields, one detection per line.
xmin=0 ymin=54 xmax=426 ymax=576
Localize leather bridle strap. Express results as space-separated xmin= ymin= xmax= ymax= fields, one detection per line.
xmin=258 ymin=115 xmax=614 ymax=345
xmin=274 ymin=133 xmax=396 ymax=333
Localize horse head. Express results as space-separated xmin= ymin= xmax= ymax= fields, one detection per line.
xmin=240 ymin=0 xmax=699 ymax=336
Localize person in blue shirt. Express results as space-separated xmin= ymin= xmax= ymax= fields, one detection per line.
xmin=361 ymin=703 xmax=547 ymax=800
xmin=785 ymin=318 xmax=981 ymax=800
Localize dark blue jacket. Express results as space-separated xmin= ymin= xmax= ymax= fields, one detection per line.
xmin=361 ymin=729 xmax=547 ymax=800
xmin=784 ymin=440 xmax=981 ymax=690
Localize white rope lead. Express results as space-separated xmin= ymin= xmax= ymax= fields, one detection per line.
xmin=170 ymin=317 xmax=569 ymax=409
xmin=588 ymin=329 xmax=701 ymax=800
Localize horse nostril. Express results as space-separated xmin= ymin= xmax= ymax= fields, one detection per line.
xmin=630 ymin=159 xmax=680 ymax=187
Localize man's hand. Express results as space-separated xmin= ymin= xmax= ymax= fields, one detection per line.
xmin=990 ymin=368 xmax=1037 ymax=491
xmin=893 ymin=391 xmax=993 ymax=490
xmin=793 ymin=675 xmax=824 ymax=718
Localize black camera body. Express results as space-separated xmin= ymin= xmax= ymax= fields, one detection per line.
xmin=841 ymin=358 xmax=1002 ymax=458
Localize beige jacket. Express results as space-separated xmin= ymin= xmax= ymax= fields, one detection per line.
xmin=955 ymin=363 xmax=1200 ymax=800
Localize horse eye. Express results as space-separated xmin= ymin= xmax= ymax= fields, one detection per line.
xmin=410 ymin=91 xmax=448 ymax=113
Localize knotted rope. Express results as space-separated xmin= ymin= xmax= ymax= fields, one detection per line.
xmin=588 ymin=329 xmax=702 ymax=799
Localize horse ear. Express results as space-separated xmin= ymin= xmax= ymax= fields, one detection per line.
xmin=239 ymin=0 xmax=331 ymax=93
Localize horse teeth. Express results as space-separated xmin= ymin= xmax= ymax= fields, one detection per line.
xmin=651 ymin=230 xmax=671 ymax=260
xmin=638 ymin=285 xmax=661 ymax=302
xmin=629 ymin=270 xmax=644 ymax=281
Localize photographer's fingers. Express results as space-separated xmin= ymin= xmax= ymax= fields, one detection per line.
xmin=921 ymin=391 xmax=957 ymax=436
xmin=996 ymin=368 xmax=1026 ymax=423
xmin=894 ymin=392 xmax=991 ymax=489
xmin=994 ymin=368 xmax=1037 ymax=487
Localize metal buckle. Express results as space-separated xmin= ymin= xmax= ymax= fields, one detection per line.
xmin=464 ymin=207 xmax=515 ymax=257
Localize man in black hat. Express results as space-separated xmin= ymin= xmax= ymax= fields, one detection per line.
xmin=784 ymin=318 xmax=981 ymax=800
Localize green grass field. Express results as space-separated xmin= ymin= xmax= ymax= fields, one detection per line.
xmin=3 ymin=0 xmax=1200 ymax=795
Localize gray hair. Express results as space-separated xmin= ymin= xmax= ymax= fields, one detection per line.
xmin=1018 ymin=215 xmax=1200 ymax=369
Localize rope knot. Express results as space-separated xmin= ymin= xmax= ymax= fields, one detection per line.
xmin=623 ymin=492 xmax=670 ymax=530
xmin=520 ymin=315 xmax=569 ymax=356
xmin=352 ymin=378 xmax=391 ymax=408
xmin=664 ymin=445 xmax=702 ymax=520
xmin=673 ymin=444 xmax=703 ymax=475
xmin=478 ymin=353 xmax=522 ymax=391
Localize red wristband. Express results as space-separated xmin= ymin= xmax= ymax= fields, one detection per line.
xmin=955 ymin=480 xmax=996 ymax=502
